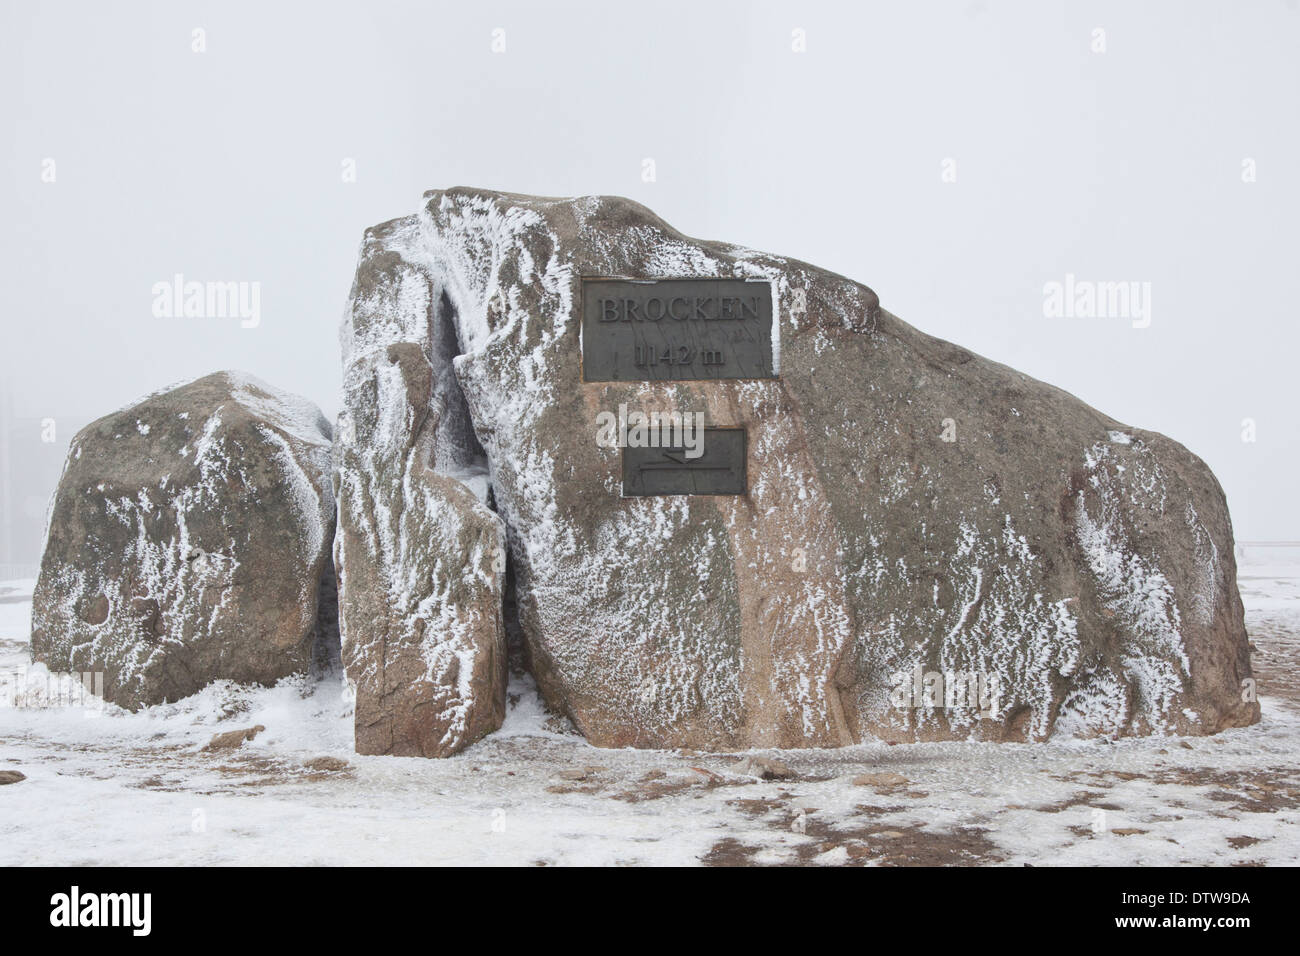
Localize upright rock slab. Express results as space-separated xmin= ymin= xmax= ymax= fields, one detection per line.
xmin=32 ymin=372 xmax=337 ymax=709
xmin=339 ymin=186 xmax=1257 ymax=751
xmin=335 ymin=244 xmax=507 ymax=757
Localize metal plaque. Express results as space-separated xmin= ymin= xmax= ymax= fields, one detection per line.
xmin=582 ymin=278 xmax=775 ymax=381
xmin=621 ymin=427 xmax=747 ymax=496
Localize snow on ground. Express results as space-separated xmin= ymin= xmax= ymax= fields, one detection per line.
xmin=1 ymin=553 xmax=1298 ymax=866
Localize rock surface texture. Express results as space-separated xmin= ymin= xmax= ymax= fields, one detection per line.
xmin=337 ymin=187 xmax=1258 ymax=751
xmin=335 ymin=236 xmax=508 ymax=757
xmin=32 ymin=372 xmax=337 ymax=709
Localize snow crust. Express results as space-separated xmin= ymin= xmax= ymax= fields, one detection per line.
xmin=0 ymin=559 xmax=1294 ymax=866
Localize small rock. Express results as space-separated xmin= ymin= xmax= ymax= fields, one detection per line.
xmin=303 ymin=756 xmax=350 ymax=772
xmin=730 ymin=756 xmax=795 ymax=780
xmin=556 ymin=766 xmax=604 ymax=781
xmin=852 ymin=771 xmax=909 ymax=788
xmin=542 ymin=715 xmax=574 ymax=735
xmin=1179 ymin=741 xmax=1194 ymax=750
xmin=1111 ymin=828 xmax=1147 ymax=836
xmin=0 ymin=770 xmax=26 ymax=785
xmin=205 ymin=724 xmax=265 ymax=751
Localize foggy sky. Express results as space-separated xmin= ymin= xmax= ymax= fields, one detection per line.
xmin=2 ymin=0 xmax=1296 ymax=555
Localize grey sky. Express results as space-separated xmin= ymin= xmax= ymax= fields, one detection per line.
xmin=2 ymin=0 xmax=1296 ymax=559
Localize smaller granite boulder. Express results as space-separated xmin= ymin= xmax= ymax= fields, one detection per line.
xmin=31 ymin=371 xmax=337 ymax=709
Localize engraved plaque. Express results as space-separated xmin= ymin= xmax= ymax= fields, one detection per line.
xmin=582 ymin=278 xmax=774 ymax=381
xmin=621 ymin=428 xmax=747 ymax=496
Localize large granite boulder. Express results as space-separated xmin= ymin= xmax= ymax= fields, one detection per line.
xmin=31 ymin=372 xmax=337 ymax=709
xmin=337 ymin=186 xmax=1257 ymax=750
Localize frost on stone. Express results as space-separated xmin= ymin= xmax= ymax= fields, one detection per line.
xmin=335 ymin=187 xmax=1255 ymax=751
xmin=1059 ymin=437 xmax=1201 ymax=736
xmin=850 ymin=514 xmax=1081 ymax=742
xmin=31 ymin=372 xmax=337 ymax=710
xmin=334 ymin=215 xmax=507 ymax=756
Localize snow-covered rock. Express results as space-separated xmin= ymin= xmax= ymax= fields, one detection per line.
xmin=334 ymin=268 xmax=507 ymax=757
xmin=31 ymin=371 xmax=337 ymax=709
xmin=337 ymin=186 xmax=1257 ymax=750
